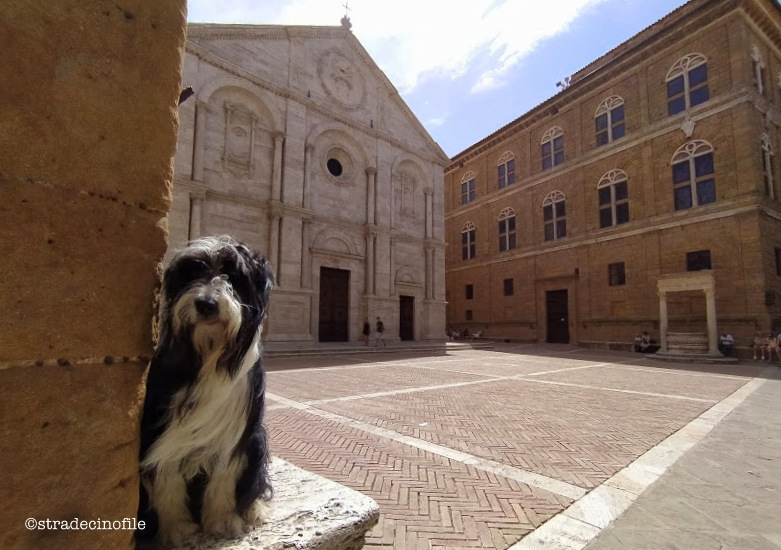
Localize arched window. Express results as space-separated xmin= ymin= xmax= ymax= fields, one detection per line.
xmin=461 ymin=221 xmax=476 ymax=260
xmin=597 ymin=170 xmax=630 ymax=228
xmin=671 ymin=140 xmax=715 ymax=210
xmin=460 ymin=171 xmax=476 ymax=205
xmin=497 ymin=151 xmax=516 ymax=188
xmin=595 ymin=96 xmax=625 ymax=146
xmin=752 ymin=46 xmax=767 ymax=96
xmin=666 ymin=53 xmax=709 ymax=115
xmin=761 ymin=133 xmax=775 ymax=199
xmin=498 ymin=207 xmax=516 ymax=252
xmin=541 ymin=127 xmax=564 ymax=170
xmin=542 ymin=191 xmax=566 ymax=241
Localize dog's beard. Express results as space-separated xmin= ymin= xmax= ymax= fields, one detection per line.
xmin=172 ymin=276 xmax=243 ymax=374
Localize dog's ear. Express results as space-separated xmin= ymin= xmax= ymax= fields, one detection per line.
xmin=238 ymin=244 xmax=274 ymax=299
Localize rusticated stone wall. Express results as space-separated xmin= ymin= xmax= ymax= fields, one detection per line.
xmin=0 ymin=2 xmax=186 ymax=549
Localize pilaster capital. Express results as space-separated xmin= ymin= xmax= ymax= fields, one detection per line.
xmin=305 ymin=143 xmax=315 ymax=154
xmin=273 ymin=131 xmax=285 ymax=143
xmin=365 ymin=166 xmax=377 ymax=176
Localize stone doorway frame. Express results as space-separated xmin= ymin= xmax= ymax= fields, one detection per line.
xmin=657 ymin=271 xmax=718 ymax=355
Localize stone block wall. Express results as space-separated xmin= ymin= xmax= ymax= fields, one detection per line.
xmin=0 ymin=2 xmax=186 ymax=549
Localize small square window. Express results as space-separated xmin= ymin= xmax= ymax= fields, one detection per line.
xmin=503 ymin=278 xmax=514 ymax=296
xmin=465 ymin=284 xmax=474 ymax=300
xmin=608 ymin=262 xmax=626 ymax=286
xmin=465 ymin=310 xmax=473 ymax=321
xmin=686 ymin=250 xmax=712 ymax=271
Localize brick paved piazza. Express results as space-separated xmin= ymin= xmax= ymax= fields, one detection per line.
xmin=263 ymin=345 xmax=766 ymax=550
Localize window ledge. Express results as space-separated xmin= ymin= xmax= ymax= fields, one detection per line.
xmin=180 ymin=458 xmax=379 ymax=550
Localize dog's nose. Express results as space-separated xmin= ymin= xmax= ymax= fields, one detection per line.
xmin=195 ymin=297 xmax=219 ymax=318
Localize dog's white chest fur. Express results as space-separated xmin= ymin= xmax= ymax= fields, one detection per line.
xmin=145 ymin=374 xmax=249 ymax=477
xmin=143 ymin=336 xmax=260 ymax=477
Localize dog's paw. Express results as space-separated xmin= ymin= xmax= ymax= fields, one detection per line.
xmin=202 ymin=512 xmax=247 ymax=538
xmin=160 ymin=519 xmax=199 ymax=547
xmin=244 ymin=500 xmax=272 ymax=527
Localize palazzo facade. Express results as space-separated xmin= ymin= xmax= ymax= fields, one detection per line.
xmin=445 ymin=0 xmax=781 ymax=351
xmin=170 ymin=20 xmax=448 ymax=343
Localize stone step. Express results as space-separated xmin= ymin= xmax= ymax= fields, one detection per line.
xmin=264 ymin=341 xmax=493 ymax=358
xmin=173 ymin=458 xmax=379 ymax=550
xmin=647 ymin=351 xmax=739 ymax=364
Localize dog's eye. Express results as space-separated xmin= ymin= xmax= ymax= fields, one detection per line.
xmin=177 ymin=258 xmax=211 ymax=280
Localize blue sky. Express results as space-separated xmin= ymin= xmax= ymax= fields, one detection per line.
xmin=187 ymin=0 xmax=690 ymax=157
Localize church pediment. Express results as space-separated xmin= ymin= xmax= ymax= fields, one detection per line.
xmin=186 ymin=23 xmax=448 ymax=164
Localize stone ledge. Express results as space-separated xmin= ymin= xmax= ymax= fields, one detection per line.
xmin=174 ymin=458 xmax=379 ymax=550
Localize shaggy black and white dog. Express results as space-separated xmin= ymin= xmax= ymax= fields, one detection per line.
xmin=137 ymin=236 xmax=274 ymax=547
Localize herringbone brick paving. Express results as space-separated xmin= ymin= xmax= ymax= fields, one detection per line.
xmin=267 ymin=363 xmax=487 ymax=402
xmin=314 ymin=378 xmax=712 ymax=488
xmin=267 ymin=407 xmax=571 ymax=549
xmin=264 ymin=348 xmax=758 ymax=549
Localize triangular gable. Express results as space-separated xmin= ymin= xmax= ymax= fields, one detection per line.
xmin=186 ymin=23 xmax=448 ymax=165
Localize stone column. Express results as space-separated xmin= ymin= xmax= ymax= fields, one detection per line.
xmin=268 ymin=209 xmax=281 ymax=283
xmin=366 ymin=166 xmax=376 ymax=225
xmin=192 ymin=100 xmax=207 ymax=182
xmin=271 ymin=132 xmax=284 ymax=202
xmin=705 ymin=288 xmax=719 ymax=354
xmin=389 ymin=238 xmax=396 ymax=297
xmin=425 ymin=247 xmax=433 ymax=300
xmin=425 ymin=189 xmax=433 ymax=239
xmin=659 ymin=291 xmax=668 ymax=353
xmin=365 ymin=230 xmax=375 ymax=296
xmin=301 ymin=218 xmax=312 ymax=289
xmin=303 ymin=144 xmax=314 ymax=209
xmin=188 ymin=193 xmax=204 ymax=240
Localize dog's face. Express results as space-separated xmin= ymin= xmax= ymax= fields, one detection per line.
xmin=161 ymin=236 xmax=273 ymax=368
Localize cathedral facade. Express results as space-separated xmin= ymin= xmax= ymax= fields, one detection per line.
xmin=445 ymin=0 xmax=781 ymax=352
xmin=170 ymin=21 xmax=448 ymax=343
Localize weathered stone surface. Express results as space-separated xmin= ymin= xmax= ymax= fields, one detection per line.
xmin=0 ymin=361 xmax=147 ymax=550
xmin=0 ymin=174 xmax=166 ymax=363
xmin=0 ymin=2 xmax=186 ymax=550
xmin=178 ymin=458 xmax=380 ymax=550
xmin=0 ymin=1 xmax=186 ymax=212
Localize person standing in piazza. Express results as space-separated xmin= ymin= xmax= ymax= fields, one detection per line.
xmin=374 ymin=316 xmax=386 ymax=347
xmin=362 ymin=317 xmax=370 ymax=346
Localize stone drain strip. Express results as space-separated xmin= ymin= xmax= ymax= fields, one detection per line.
xmin=507 ymin=369 xmax=773 ymax=550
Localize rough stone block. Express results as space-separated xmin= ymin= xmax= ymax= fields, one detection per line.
xmin=0 ymin=1 xmax=186 ymax=212
xmin=0 ymin=360 xmax=146 ymax=550
xmin=181 ymin=458 xmax=379 ymax=550
xmin=0 ymin=175 xmax=166 ymax=362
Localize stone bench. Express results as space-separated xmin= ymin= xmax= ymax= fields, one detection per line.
xmin=176 ymin=458 xmax=379 ymax=550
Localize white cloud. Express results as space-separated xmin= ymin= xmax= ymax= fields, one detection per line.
xmin=187 ymin=0 xmax=612 ymax=94
xmin=425 ymin=117 xmax=446 ymax=127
